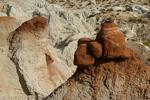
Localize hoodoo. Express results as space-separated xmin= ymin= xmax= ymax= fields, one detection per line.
xmin=96 ymin=21 xmax=128 ymax=59
xmin=8 ymin=17 xmax=73 ymax=97
xmin=44 ymin=22 xmax=150 ymax=100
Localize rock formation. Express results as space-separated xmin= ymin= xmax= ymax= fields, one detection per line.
xmin=1 ymin=0 xmax=150 ymax=72
xmin=44 ymin=22 xmax=150 ymax=100
xmin=95 ymin=21 xmax=129 ymax=59
xmin=58 ymin=33 xmax=92 ymax=72
xmin=2 ymin=17 xmax=73 ymax=98
xmin=74 ymin=38 xmax=95 ymax=66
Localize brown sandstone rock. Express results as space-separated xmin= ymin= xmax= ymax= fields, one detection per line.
xmin=44 ymin=48 xmax=150 ymax=100
xmin=77 ymin=38 xmax=93 ymax=46
xmin=16 ymin=17 xmax=47 ymax=33
xmin=96 ymin=22 xmax=125 ymax=59
xmin=44 ymin=21 xmax=150 ymax=100
xmin=120 ymin=46 xmax=131 ymax=58
xmin=74 ymin=38 xmax=95 ymax=67
xmin=88 ymin=41 xmax=102 ymax=58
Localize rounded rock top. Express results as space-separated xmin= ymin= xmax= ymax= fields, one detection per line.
xmin=101 ymin=21 xmax=117 ymax=29
xmin=16 ymin=17 xmax=47 ymax=32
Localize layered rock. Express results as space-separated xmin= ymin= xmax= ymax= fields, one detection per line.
xmin=96 ymin=21 xmax=127 ymax=59
xmin=44 ymin=22 xmax=150 ymax=100
xmin=8 ymin=17 xmax=73 ymax=98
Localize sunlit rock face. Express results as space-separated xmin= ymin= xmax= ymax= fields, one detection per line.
xmin=8 ymin=17 xmax=73 ymax=98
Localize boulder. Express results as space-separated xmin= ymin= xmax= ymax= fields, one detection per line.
xmin=127 ymin=5 xmax=149 ymax=12
xmin=60 ymin=33 xmax=92 ymax=72
xmin=74 ymin=38 xmax=95 ymax=67
xmin=110 ymin=6 xmax=124 ymax=11
xmin=88 ymin=41 xmax=102 ymax=58
xmin=123 ymin=30 xmax=137 ymax=39
xmin=96 ymin=21 xmax=126 ymax=59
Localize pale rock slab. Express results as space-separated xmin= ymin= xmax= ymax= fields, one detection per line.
xmin=8 ymin=17 xmax=73 ymax=98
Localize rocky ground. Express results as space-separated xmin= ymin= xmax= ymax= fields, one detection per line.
xmin=0 ymin=0 xmax=150 ymax=99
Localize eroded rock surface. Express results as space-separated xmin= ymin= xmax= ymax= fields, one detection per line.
xmin=0 ymin=17 xmax=72 ymax=99
xmin=44 ymin=22 xmax=150 ymax=100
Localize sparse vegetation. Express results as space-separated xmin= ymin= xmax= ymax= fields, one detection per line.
xmin=143 ymin=2 xmax=148 ymax=5
xmin=59 ymin=0 xmax=65 ymax=2
xmin=100 ymin=9 xmax=106 ymax=14
xmin=142 ymin=41 xmax=150 ymax=46
xmin=126 ymin=8 xmax=132 ymax=11
xmin=142 ymin=10 xmax=146 ymax=13
xmin=104 ymin=5 xmax=111 ymax=8
xmin=100 ymin=9 xmax=105 ymax=12
xmin=95 ymin=27 xmax=99 ymax=31
xmin=48 ymin=0 xmax=57 ymax=4
xmin=114 ymin=3 xmax=120 ymax=6
xmin=147 ymin=58 xmax=150 ymax=61
xmin=122 ymin=10 xmax=126 ymax=12
xmin=116 ymin=13 xmax=120 ymax=15
xmin=129 ymin=17 xmax=146 ymax=23
xmin=117 ymin=9 xmax=122 ymax=12
xmin=108 ymin=2 xmax=112 ymax=4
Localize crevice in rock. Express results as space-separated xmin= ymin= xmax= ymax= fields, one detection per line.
xmin=54 ymin=33 xmax=74 ymax=50
xmin=16 ymin=65 xmax=32 ymax=95
xmin=10 ymin=57 xmax=32 ymax=96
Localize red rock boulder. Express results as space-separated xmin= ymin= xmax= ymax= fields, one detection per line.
xmin=96 ymin=22 xmax=126 ymax=59
xmin=74 ymin=38 xmax=95 ymax=67
xmin=88 ymin=41 xmax=102 ymax=58
xmin=120 ymin=46 xmax=131 ymax=59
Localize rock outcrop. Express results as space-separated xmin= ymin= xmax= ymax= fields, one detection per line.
xmin=7 ymin=17 xmax=73 ymax=98
xmin=44 ymin=22 xmax=150 ymax=100
xmin=127 ymin=5 xmax=149 ymax=12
